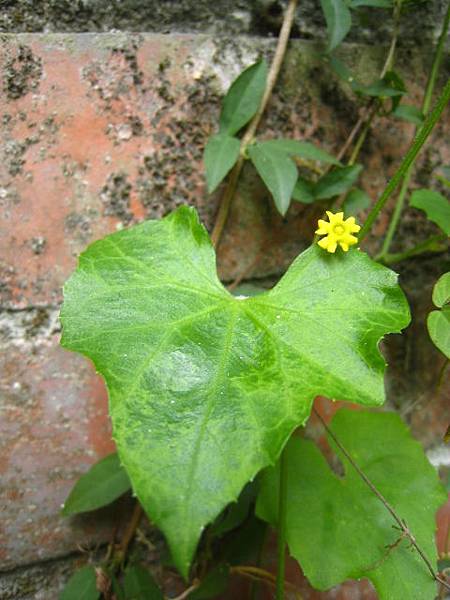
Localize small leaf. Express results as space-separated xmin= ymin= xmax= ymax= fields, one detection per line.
xmin=260 ymin=139 xmax=341 ymax=165
xmin=203 ymin=134 xmax=241 ymax=193
xmin=410 ymin=189 xmax=450 ymax=235
xmin=349 ymin=0 xmax=392 ymax=7
xmin=292 ymin=178 xmax=315 ymax=204
xmin=428 ymin=309 xmax=450 ymax=359
xmin=60 ymin=566 xmax=100 ymax=600
xmin=123 ymin=565 xmax=163 ymax=600
xmin=328 ymin=56 xmax=360 ymax=89
xmin=314 ymin=165 xmax=363 ymax=200
xmin=62 ymin=453 xmax=131 ymax=516
xmin=432 ymin=272 xmax=450 ymax=308
xmin=61 ymin=206 xmax=410 ymax=577
xmin=219 ymin=60 xmax=268 ymax=135
xmin=188 ymin=565 xmax=230 ymax=599
xmin=393 ymin=104 xmax=424 ymax=126
xmin=232 ymin=284 xmax=265 ymax=297
xmin=257 ymin=409 xmax=446 ymax=600
xmin=355 ymin=71 xmax=406 ymax=100
xmin=248 ymin=143 xmax=298 ymax=215
xmin=342 ymin=188 xmax=371 ymax=215
xmin=319 ymin=0 xmax=352 ymax=51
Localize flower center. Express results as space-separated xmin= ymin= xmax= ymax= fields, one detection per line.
xmin=333 ymin=223 xmax=345 ymax=236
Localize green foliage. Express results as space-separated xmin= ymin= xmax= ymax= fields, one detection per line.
xmin=219 ymin=60 xmax=268 ymax=135
xmin=343 ymin=188 xmax=371 ymax=215
xmin=60 ymin=566 xmax=99 ymax=600
xmin=188 ymin=565 xmax=230 ymax=599
xmin=428 ymin=272 xmax=450 ymax=358
xmin=210 ymin=482 xmax=257 ymax=538
xmin=248 ymin=143 xmax=297 ymax=215
xmin=319 ymin=0 xmax=352 ymax=51
xmin=349 ymin=0 xmax=392 ymax=7
xmin=203 ymin=134 xmax=240 ymax=193
xmin=257 ymin=409 xmax=446 ymax=600
xmin=123 ymin=565 xmax=163 ymax=600
xmin=410 ymin=189 xmax=450 ymax=235
xmin=432 ymin=272 xmax=450 ymax=308
xmin=291 ymin=178 xmax=315 ymax=204
xmin=259 ymin=139 xmax=341 ymax=165
xmin=60 ymin=206 xmax=410 ymax=578
xmin=314 ymin=165 xmax=363 ymax=200
xmin=393 ymin=104 xmax=424 ymax=126
xmin=62 ymin=453 xmax=131 ymax=516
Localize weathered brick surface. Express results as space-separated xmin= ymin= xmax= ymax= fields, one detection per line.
xmin=0 ymin=32 xmax=448 ymax=598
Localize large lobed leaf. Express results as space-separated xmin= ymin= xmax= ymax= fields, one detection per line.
xmin=257 ymin=410 xmax=446 ymax=600
xmin=60 ymin=206 xmax=410 ymax=577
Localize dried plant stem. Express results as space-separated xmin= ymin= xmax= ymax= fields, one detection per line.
xmin=313 ymin=408 xmax=450 ymax=592
xmin=211 ymin=0 xmax=299 ymax=248
xmin=120 ymin=501 xmax=143 ymax=556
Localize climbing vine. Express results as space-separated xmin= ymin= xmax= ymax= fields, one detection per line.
xmin=59 ymin=1 xmax=450 ymax=599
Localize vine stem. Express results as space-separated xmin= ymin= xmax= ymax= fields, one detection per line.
xmin=376 ymin=3 xmax=450 ymax=260
xmin=210 ymin=0 xmax=298 ymax=248
xmin=313 ymin=408 xmax=450 ymax=592
xmin=359 ymin=77 xmax=450 ymax=242
xmin=275 ymin=446 xmax=289 ymax=600
xmin=381 ymin=233 xmax=447 ymax=264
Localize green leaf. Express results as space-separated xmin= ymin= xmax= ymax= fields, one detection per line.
xmin=203 ymin=134 xmax=241 ymax=193
xmin=257 ymin=409 xmax=446 ymax=600
xmin=248 ymin=144 xmax=298 ymax=215
xmin=123 ymin=565 xmax=163 ymax=600
xmin=259 ymin=139 xmax=341 ymax=165
xmin=219 ymin=60 xmax=268 ymax=135
xmin=62 ymin=453 xmax=131 ymax=516
xmin=210 ymin=481 xmax=257 ymax=538
xmin=314 ymin=165 xmax=363 ymax=200
xmin=342 ymin=188 xmax=371 ymax=215
xmin=355 ymin=72 xmax=406 ymax=100
xmin=319 ymin=0 xmax=352 ymax=51
xmin=291 ymin=178 xmax=315 ymax=204
xmin=60 ymin=566 xmax=99 ymax=600
xmin=432 ymin=272 xmax=450 ymax=308
xmin=349 ymin=0 xmax=392 ymax=7
xmin=60 ymin=206 xmax=410 ymax=578
xmin=393 ymin=104 xmax=424 ymax=126
xmin=188 ymin=565 xmax=230 ymax=599
xmin=428 ymin=309 xmax=450 ymax=358
xmin=410 ymin=189 xmax=450 ymax=235
xmin=232 ymin=284 xmax=265 ymax=297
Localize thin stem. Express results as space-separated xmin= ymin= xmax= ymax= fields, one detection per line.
xmin=376 ymin=4 xmax=450 ymax=258
xmin=119 ymin=501 xmax=143 ymax=557
xmin=211 ymin=0 xmax=298 ymax=248
xmin=313 ymin=408 xmax=450 ymax=592
xmin=380 ymin=234 xmax=447 ymax=264
xmin=359 ymin=78 xmax=450 ymax=241
xmin=275 ymin=447 xmax=289 ymax=600
xmin=347 ymin=107 xmax=377 ymax=166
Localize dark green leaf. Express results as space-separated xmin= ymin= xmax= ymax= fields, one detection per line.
xmin=210 ymin=481 xmax=257 ymax=538
xmin=410 ymin=189 xmax=450 ymax=235
xmin=203 ymin=134 xmax=240 ymax=193
xmin=219 ymin=60 xmax=268 ymax=135
xmin=60 ymin=566 xmax=99 ymax=600
xmin=61 ymin=206 xmax=410 ymax=577
xmin=314 ymin=165 xmax=363 ymax=200
xmin=393 ymin=104 xmax=424 ymax=126
xmin=248 ymin=144 xmax=298 ymax=215
xmin=62 ymin=453 xmax=131 ymax=516
xmin=328 ymin=56 xmax=360 ymax=89
xmin=291 ymin=178 xmax=315 ymax=204
xmin=188 ymin=565 xmax=230 ymax=599
xmin=221 ymin=515 xmax=267 ymax=565
xmin=123 ymin=565 xmax=163 ymax=600
xmin=319 ymin=0 xmax=352 ymax=51
xmin=257 ymin=410 xmax=446 ymax=600
xmin=259 ymin=139 xmax=341 ymax=165
xmin=342 ymin=188 xmax=371 ymax=215
xmin=432 ymin=272 xmax=450 ymax=308
xmin=349 ymin=0 xmax=392 ymax=7
xmin=428 ymin=309 xmax=450 ymax=359
xmin=112 ymin=576 xmax=126 ymax=600
xmin=355 ymin=72 xmax=406 ymax=99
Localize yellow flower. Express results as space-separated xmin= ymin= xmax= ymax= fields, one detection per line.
xmin=315 ymin=211 xmax=361 ymax=253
